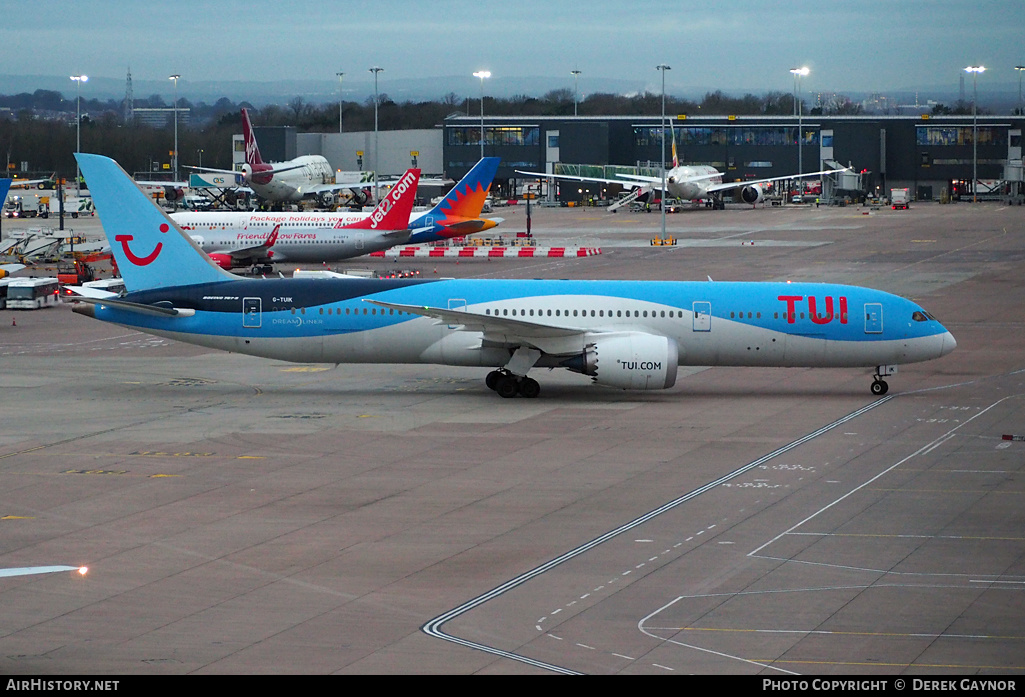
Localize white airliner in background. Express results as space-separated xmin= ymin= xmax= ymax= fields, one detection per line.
xmin=518 ymin=141 xmax=846 ymax=211
xmin=188 ymin=108 xmax=338 ymax=204
xmin=72 ymin=152 xmax=955 ymax=400
xmin=190 ymin=108 xmax=448 ymax=206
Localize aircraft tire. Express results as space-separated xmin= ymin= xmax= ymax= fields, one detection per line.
xmin=495 ymin=376 xmax=520 ymax=399
xmin=871 ymin=379 xmax=889 ymax=396
xmin=485 ymin=370 xmax=502 ymax=391
xmin=519 ymin=377 xmax=540 ymax=399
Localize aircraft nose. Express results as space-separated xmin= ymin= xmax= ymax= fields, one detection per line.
xmin=941 ymin=331 xmax=957 ymax=356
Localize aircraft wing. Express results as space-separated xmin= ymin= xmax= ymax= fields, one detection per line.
xmin=373 ymin=175 xmax=453 ymax=187
xmin=516 ymin=169 xmax=652 ymax=189
xmin=703 ymin=166 xmax=849 ymax=194
xmin=0 ymin=565 xmax=83 ymax=578
xmin=204 ymin=224 xmax=281 ymax=264
xmin=8 ymin=175 xmax=56 ymax=189
xmin=135 ymin=178 xmax=191 ymax=188
xmin=364 ymin=299 xmax=595 ymax=354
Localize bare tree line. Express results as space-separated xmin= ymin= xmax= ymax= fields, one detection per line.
xmin=4 ymin=85 xmax=976 ymax=180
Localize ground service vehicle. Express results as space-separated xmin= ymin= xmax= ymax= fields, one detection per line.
xmin=5 ymin=277 xmax=61 ymax=309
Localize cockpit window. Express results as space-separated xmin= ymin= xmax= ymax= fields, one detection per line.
xmin=912 ymin=311 xmax=930 ymax=322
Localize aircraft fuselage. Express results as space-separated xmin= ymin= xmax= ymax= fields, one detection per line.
xmin=246 ymin=156 xmax=335 ymax=202
xmin=74 ymin=278 xmax=955 ymax=373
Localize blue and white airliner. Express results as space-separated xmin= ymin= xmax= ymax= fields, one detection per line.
xmin=72 ymin=153 xmax=956 ymax=398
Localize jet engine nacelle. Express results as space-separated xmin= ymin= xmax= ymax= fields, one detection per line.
xmin=207 ymin=253 xmax=235 ymax=270
xmin=163 ymin=186 xmax=184 ymax=202
xmin=348 ymin=188 xmax=370 ymax=207
xmin=736 ymin=183 xmax=765 ymax=205
xmin=243 ymin=163 xmax=273 ymax=186
xmin=561 ymin=332 xmax=679 ymax=390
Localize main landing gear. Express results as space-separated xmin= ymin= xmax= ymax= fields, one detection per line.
xmin=486 ymin=370 xmax=541 ymax=399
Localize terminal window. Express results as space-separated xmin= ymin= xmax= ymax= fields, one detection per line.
xmin=916 ymin=126 xmax=1004 ymax=147
xmin=634 ymin=126 xmax=817 ymax=148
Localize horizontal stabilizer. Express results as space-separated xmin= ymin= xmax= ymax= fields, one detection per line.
xmin=71 ymin=296 xmax=195 ymax=317
xmin=63 ymin=284 xmax=119 ymax=299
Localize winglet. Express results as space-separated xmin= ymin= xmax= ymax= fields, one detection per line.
xmin=264 ymin=224 xmax=281 ymax=248
xmin=75 ymin=153 xmax=236 ymax=292
xmin=343 ymin=168 xmax=420 ymax=231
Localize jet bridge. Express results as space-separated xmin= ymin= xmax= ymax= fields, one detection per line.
xmin=820 ymin=159 xmax=865 ymax=205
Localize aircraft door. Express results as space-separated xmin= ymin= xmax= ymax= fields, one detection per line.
xmin=864 ymin=303 xmax=883 ymax=334
xmin=356 ymin=232 xmax=365 ymax=250
xmin=692 ymin=301 xmax=711 ymax=331
xmin=447 ymin=298 xmax=467 ymax=329
xmin=243 ymin=297 xmax=262 ymax=328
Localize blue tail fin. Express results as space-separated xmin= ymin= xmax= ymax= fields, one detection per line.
xmin=0 ymin=178 xmax=11 ymax=204
xmin=409 ymin=157 xmax=500 ymax=243
xmin=430 ymin=157 xmax=500 ymax=221
xmin=76 ymin=153 xmax=236 ymax=292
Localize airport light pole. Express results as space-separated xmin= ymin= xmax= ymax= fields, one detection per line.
xmin=336 ymin=72 xmax=344 ymax=133
xmin=571 ymin=69 xmax=581 ymax=116
xmin=657 ymin=64 xmax=670 ymax=242
xmin=168 ymin=74 xmax=180 ymax=186
xmin=1015 ymin=65 xmax=1025 ymax=116
xmin=473 ymin=70 xmax=491 ymax=160
xmin=965 ymin=66 xmax=985 ymax=203
xmin=790 ymin=67 xmax=809 ymax=181
xmin=70 ymin=74 xmax=87 ymax=194
xmin=369 ymin=67 xmax=383 ymax=202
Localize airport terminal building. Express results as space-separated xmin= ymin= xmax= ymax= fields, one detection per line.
xmin=251 ymin=113 xmax=1025 ymax=204
xmin=443 ymin=113 xmax=1025 ymax=203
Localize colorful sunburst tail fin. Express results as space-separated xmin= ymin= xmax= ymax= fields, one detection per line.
xmin=409 ymin=157 xmax=500 ymax=243
xmin=671 ymin=127 xmax=679 ymax=169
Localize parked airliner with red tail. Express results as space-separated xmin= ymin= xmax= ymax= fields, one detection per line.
xmin=172 ymin=157 xmax=501 ymax=268
xmin=184 ymin=168 xmax=421 ymax=270
xmin=72 ymin=153 xmax=955 ymax=399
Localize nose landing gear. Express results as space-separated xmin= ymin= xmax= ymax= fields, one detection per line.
xmin=871 ymin=365 xmax=898 ymax=396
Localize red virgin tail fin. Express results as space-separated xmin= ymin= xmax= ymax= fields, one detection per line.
xmin=344 ymin=169 xmax=420 ymax=231
xmin=241 ymin=108 xmax=264 ymax=166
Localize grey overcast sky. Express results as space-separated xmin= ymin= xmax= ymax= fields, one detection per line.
xmin=3 ymin=0 xmax=1021 ymax=97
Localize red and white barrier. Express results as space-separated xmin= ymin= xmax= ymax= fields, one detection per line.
xmin=368 ymin=246 xmax=602 ymax=259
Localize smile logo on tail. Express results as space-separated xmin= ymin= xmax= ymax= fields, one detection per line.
xmin=115 ymin=223 xmax=168 ymax=266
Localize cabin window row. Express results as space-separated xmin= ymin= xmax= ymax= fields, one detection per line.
xmin=290 ymin=307 xmax=405 ymax=316
xmin=484 ymin=308 xmax=678 ymax=318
